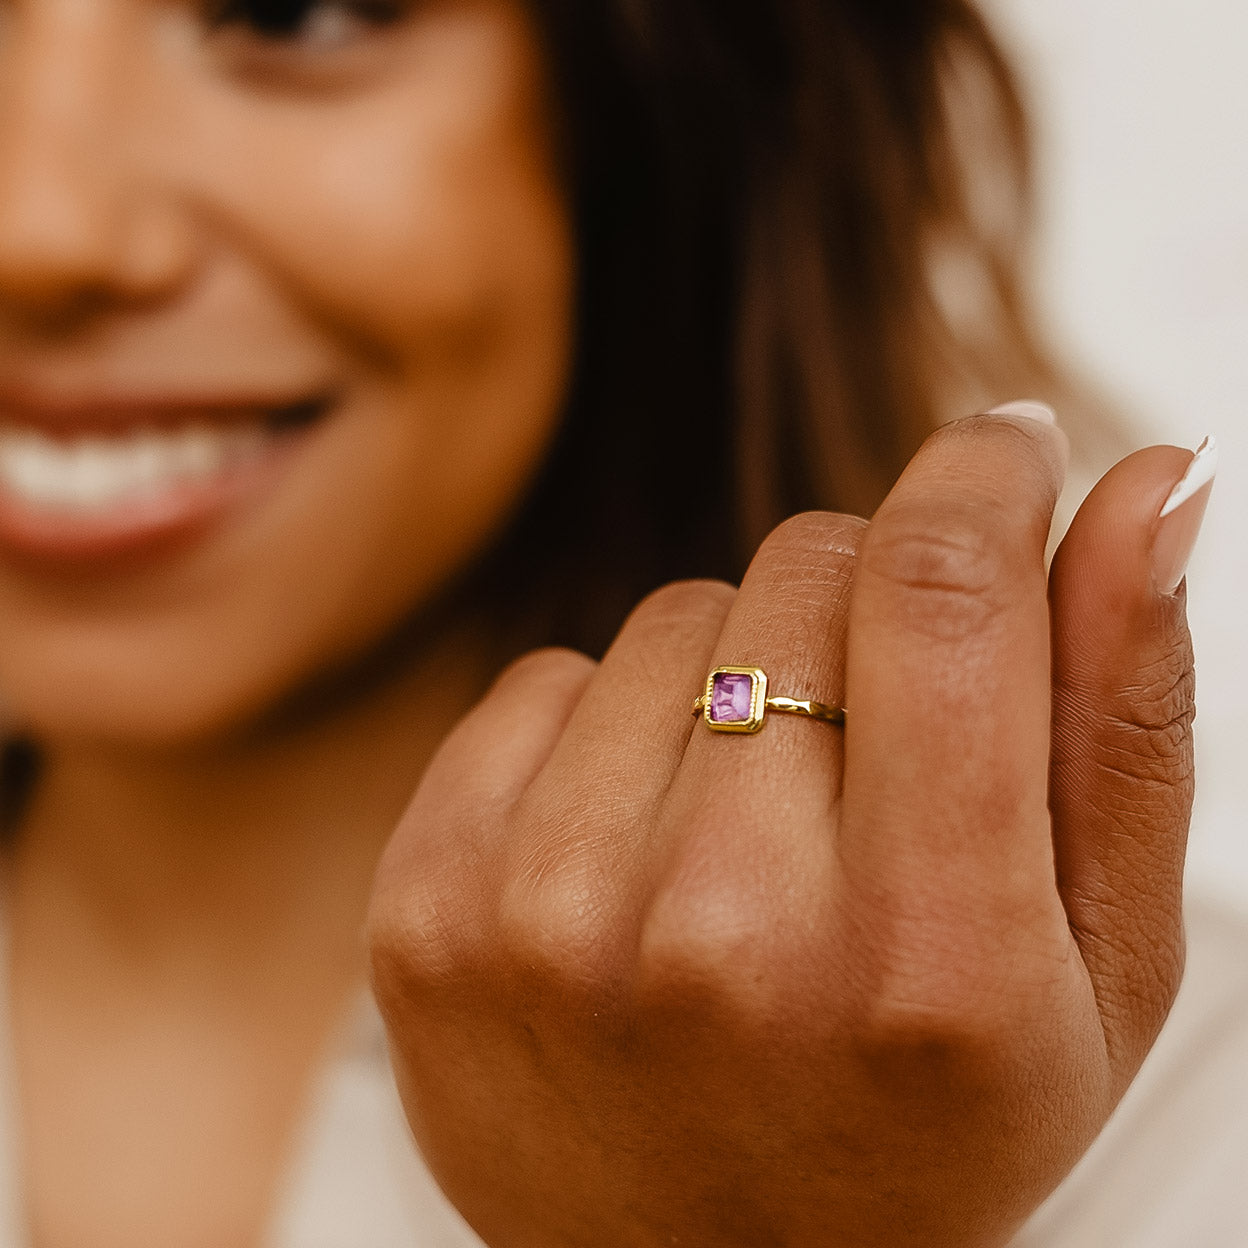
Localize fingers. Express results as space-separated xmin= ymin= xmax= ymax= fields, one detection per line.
xmin=519 ymin=515 xmax=863 ymax=901
xmin=839 ymin=410 xmax=1070 ymax=972
xmin=442 ymin=647 xmax=599 ymax=809
xmin=506 ymin=580 xmax=735 ymax=913
xmin=368 ymin=647 xmax=596 ymax=979
xmin=370 ymin=589 xmax=735 ymax=1017
xmin=1048 ymin=439 xmax=1214 ymax=1079
xmin=674 ymin=511 xmax=865 ymax=822
xmin=639 ymin=514 xmax=863 ymax=988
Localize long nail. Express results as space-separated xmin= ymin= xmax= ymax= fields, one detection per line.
xmin=1152 ymin=437 xmax=1218 ymax=595
xmin=984 ymin=400 xmax=1069 ymax=477
xmin=985 ymin=399 xmax=1058 ymax=425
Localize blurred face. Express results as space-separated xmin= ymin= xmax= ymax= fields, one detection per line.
xmin=0 ymin=0 xmax=573 ymax=743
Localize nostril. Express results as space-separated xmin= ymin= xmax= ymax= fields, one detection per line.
xmin=0 ymin=146 xmax=196 ymax=326
xmin=0 ymin=82 xmax=196 ymax=322
xmin=0 ymin=137 xmax=124 ymax=307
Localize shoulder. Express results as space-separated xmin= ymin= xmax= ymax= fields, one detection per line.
xmin=1014 ymin=896 xmax=1248 ymax=1247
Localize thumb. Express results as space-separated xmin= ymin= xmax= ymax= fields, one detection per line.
xmin=1048 ymin=438 xmax=1216 ymax=1087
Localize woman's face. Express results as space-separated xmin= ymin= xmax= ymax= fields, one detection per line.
xmin=0 ymin=0 xmax=574 ymax=743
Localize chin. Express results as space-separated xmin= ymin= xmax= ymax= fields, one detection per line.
xmin=0 ymin=635 xmax=318 ymax=753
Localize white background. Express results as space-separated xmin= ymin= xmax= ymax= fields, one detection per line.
xmin=989 ymin=1 xmax=1248 ymax=910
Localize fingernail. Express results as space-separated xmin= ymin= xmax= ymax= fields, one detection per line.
xmin=1152 ymin=436 xmax=1218 ymax=595
xmin=984 ymin=400 xmax=1069 ymax=478
xmin=985 ymin=399 xmax=1058 ymax=425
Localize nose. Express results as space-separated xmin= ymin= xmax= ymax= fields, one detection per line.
xmin=0 ymin=2 xmax=198 ymax=325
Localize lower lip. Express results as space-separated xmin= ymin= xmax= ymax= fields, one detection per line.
xmin=0 ymin=427 xmax=309 ymax=565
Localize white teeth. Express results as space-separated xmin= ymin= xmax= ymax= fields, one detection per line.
xmin=0 ymin=423 xmax=270 ymax=512
xmin=127 ymin=432 xmax=175 ymax=494
xmin=65 ymin=439 xmax=119 ymax=507
xmin=172 ymin=425 xmax=225 ymax=480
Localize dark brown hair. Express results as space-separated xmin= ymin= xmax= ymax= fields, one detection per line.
xmin=468 ymin=0 xmax=1064 ymax=658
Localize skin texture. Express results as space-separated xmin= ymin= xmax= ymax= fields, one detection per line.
xmin=369 ymin=415 xmax=1202 ymax=1247
xmin=0 ymin=1 xmax=573 ymax=1243
xmin=0 ymin=0 xmax=1206 ymax=1244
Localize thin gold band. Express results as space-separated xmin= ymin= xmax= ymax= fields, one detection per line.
xmin=691 ymin=693 xmax=845 ymax=725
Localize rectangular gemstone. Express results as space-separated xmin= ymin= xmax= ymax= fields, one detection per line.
xmin=710 ymin=671 xmax=755 ymax=723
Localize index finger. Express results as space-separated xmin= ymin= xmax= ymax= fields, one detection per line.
xmin=840 ymin=404 xmax=1069 ymax=960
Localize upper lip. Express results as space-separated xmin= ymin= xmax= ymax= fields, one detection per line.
xmin=0 ymin=384 xmax=327 ymax=435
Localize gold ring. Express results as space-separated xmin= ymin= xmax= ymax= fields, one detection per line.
xmin=691 ymin=666 xmax=845 ymax=734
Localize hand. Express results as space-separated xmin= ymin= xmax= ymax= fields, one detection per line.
xmin=368 ymin=409 xmax=1208 ymax=1247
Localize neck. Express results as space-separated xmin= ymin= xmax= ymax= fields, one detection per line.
xmin=9 ymin=626 xmax=492 ymax=995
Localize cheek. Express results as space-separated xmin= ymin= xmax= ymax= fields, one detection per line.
xmin=201 ymin=5 xmax=571 ymax=378
xmin=269 ymin=108 xmax=577 ymax=677
xmin=204 ymin=15 xmax=577 ymax=584
xmin=0 ymin=12 xmax=576 ymax=746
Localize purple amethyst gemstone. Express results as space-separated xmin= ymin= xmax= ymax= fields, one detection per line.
xmin=710 ymin=672 xmax=755 ymax=723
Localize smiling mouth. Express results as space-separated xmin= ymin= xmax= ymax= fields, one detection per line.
xmin=0 ymin=396 xmax=329 ymax=561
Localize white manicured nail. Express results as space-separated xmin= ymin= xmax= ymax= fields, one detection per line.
xmin=1159 ymin=436 xmax=1218 ymax=518
xmin=1153 ymin=437 xmax=1217 ymax=595
xmin=985 ymin=400 xmax=1058 ymax=425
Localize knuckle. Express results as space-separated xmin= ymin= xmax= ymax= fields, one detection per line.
xmin=367 ymin=809 xmax=495 ymax=998
xmin=1121 ymin=642 xmax=1196 ymax=743
xmin=862 ymin=506 xmax=1019 ymax=637
xmin=625 ymin=577 xmax=736 ymax=635
xmin=635 ymin=926 xmax=754 ymax=1022
xmin=1092 ymin=640 xmax=1197 ymax=792
xmin=760 ymin=509 xmax=867 ymax=560
xmin=495 ymin=865 xmax=618 ymax=997
xmin=856 ymin=990 xmax=984 ymax=1055
xmin=367 ymin=906 xmax=423 ymax=1010
xmin=492 ymin=645 xmax=595 ymax=695
xmin=1068 ymin=910 xmax=1185 ymax=1076
xmin=367 ymin=875 xmax=470 ymax=1006
xmin=636 ymin=892 xmax=802 ymax=1024
xmin=853 ymin=958 xmax=1035 ymax=1057
xmin=747 ymin=511 xmax=866 ymax=589
xmin=844 ymin=898 xmax=1069 ymax=1053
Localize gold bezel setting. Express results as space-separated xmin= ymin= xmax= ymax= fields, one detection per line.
xmin=703 ymin=665 xmax=768 ymax=733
